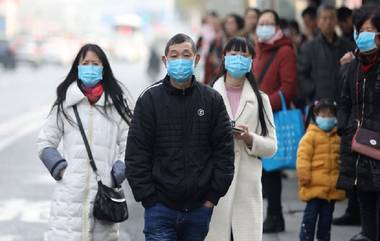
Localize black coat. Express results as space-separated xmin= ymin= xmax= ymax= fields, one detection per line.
xmin=298 ymin=33 xmax=354 ymax=102
xmin=337 ymin=57 xmax=380 ymax=192
xmin=125 ymin=76 xmax=235 ymax=211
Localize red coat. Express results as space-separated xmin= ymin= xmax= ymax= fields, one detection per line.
xmin=253 ymin=36 xmax=297 ymax=111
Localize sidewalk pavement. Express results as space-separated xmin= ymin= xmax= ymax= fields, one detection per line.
xmin=263 ymin=171 xmax=361 ymax=241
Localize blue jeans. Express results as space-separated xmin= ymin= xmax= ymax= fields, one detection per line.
xmin=300 ymin=198 xmax=335 ymax=241
xmin=144 ymin=203 xmax=213 ymax=241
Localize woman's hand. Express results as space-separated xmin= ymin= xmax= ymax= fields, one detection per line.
xmin=112 ymin=160 xmax=126 ymax=187
xmin=340 ymin=51 xmax=354 ymax=65
xmin=233 ymin=124 xmax=253 ymax=147
xmin=203 ymin=200 xmax=215 ymax=208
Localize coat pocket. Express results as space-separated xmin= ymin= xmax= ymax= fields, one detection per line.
xmin=311 ymin=160 xmax=325 ymax=169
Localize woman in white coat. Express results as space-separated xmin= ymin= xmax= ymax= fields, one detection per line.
xmin=206 ymin=37 xmax=277 ymax=241
xmin=37 ymin=44 xmax=133 ymax=241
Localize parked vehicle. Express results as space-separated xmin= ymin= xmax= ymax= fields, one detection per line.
xmin=0 ymin=38 xmax=16 ymax=70
xmin=16 ymin=38 xmax=43 ymax=68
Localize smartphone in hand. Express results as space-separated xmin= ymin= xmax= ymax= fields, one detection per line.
xmin=232 ymin=127 xmax=245 ymax=134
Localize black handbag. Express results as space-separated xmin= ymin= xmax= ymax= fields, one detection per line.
xmin=73 ymin=105 xmax=128 ymax=223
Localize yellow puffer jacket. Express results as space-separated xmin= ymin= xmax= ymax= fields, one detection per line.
xmin=296 ymin=124 xmax=345 ymax=202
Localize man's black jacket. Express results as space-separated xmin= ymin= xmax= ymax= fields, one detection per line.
xmin=125 ymin=75 xmax=234 ymax=211
xmin=298 ymin=33 xmax=354 ymax=102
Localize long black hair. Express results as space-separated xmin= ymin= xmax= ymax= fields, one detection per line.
xmin=213 ymin=37 xmax=271 ymax=136
xmin=53 ymin=44 xmax=133 ymax=125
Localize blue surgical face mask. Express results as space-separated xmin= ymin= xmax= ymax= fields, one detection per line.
xmin=315 ymin=116 xmax=337 ymax=132
xmin=256 ymin=25 xmax=276 ymax=41
xmin=224 ymin=55 xmax=252 ymax=79
xmin=167 ymin=58 xmax=195 ymax=83
xmin=354 ymin=31 xmax=380 ymax=53
xmin=78 ymin=65 xmax=103 ymax=87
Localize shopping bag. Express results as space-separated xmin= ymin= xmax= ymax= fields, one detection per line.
xmin=262 ymin=92 xmax=305 ymax=171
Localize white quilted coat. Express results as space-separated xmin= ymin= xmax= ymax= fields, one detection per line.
xmin=37 ymin=83 xmax=129 ymax=241
xmin=206 ymin=78 xmax=277 ymax=241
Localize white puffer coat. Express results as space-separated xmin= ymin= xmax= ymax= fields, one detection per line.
xmin=37 ymin=83 xmax=129 ymax=241
xmin=206 ymin=78 xmax=277 ymax=241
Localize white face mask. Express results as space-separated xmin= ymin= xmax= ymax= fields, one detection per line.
xmin=256 ymin=25 xmax=276 ymax=41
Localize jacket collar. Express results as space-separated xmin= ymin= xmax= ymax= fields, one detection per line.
xmin=163 ymin=75 xmax=197 ymax=96
xmin=64 ymin=81 xmax=112 ymax=108
xmin=308 ymin=123 xmax=337 ymax=136
xmin=256 ymin=35 xmax=293 ymax=52
xmin=318 ymin=32 xmax=341 ymax=48
xmin=213 ymin=76 xmax=256 ymax=120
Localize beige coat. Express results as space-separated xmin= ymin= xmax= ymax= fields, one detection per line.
xmin=206 ymin=78 xmax=277 ymax=241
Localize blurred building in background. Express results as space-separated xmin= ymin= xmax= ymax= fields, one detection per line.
xmin=0 ymin=0 xmax=20 ymax=37
xmin=0 ymin=0 xmax=186 ymax=67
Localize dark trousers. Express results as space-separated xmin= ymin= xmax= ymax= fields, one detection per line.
xmin=346 ymin=188 xmax=360 ymax=217
xmin=262 ymin=170 xmax=283 ymax=216
xmin=358 ymin=190 xmax=380 ymax=241
xmin=300 ymin=199 xmax=336 ymax=241
xmin=144 ymin=203 xmax=213 ymax=241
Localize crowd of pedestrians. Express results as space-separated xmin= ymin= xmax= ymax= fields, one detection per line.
xmin=36 ymin=2 xmax=380 ymax=241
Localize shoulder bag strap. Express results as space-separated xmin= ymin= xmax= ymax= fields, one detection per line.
xmin=257 ymin=49 xmax=279 ymax=85
xmin=73 ymin=105 xmax=98 ymax=175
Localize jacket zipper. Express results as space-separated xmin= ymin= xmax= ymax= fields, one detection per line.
xmin=181 ymin=92 xmax=189 ymax=211
xmin=328 ymin=136 xmax=332 ymax=200
xmin=82 ymin=105 xmax=93 ymax=241
xmin=354 ymin=77 xmax=366 ymax=186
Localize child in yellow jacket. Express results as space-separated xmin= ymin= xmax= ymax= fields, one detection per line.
xmin=297 ymin=99 xmax=345 ymax=241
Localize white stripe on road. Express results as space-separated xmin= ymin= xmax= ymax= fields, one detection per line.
xmin=0 ymin=199 xmax=50 ymax=223
xmin=0 ymin=235 xmax=20 ymax=241
xmin=0 ymin=105 xmax=50 ymax=152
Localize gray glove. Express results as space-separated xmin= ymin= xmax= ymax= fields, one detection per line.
xmin=111 ymin=160 xmax=126 ymax=187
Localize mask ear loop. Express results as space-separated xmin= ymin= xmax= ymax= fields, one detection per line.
xmin=353 ymin=27 xmax=358 ymax=40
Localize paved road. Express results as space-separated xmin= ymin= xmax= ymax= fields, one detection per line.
xmin=0 ymin=63 xmax=361 ymax=241
xmin=263 ymin=171 xmax=361 ymax=241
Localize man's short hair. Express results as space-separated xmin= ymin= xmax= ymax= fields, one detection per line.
xmin=317 ymin=5 xmax=336 ymax=18
xmin=302 ymin=6 xmax=317 ymax=19
xmin=164 ymin=33 xmax=197 ymax=56
xmin=337 ymin=7 xmax=353 ymax=22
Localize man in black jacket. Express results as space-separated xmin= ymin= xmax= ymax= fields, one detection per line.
xmin=298 ymin=5 xmax=355 ymax=103
xmin=125 ymin=33 xmax=234 ymax=241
